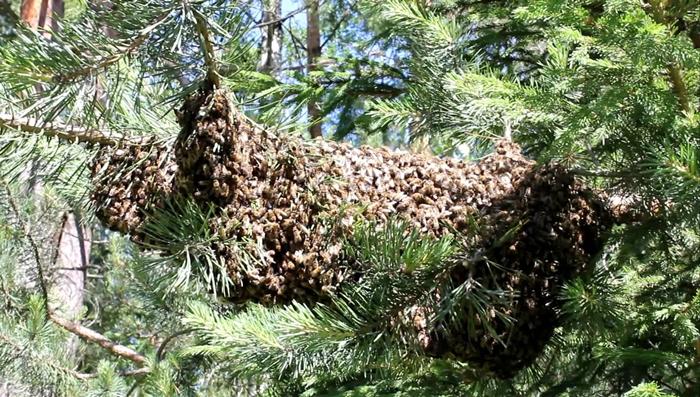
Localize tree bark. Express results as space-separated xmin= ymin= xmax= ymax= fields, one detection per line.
xmin=21 ymin=0 xmax=61 ymax=33
xmin=306 ymin=0 xmax=322 ymax=138
xmin=257 ymin=0 xmax=282 ymax=75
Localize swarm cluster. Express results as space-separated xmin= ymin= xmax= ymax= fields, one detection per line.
xmin=91 ymin=143 xmax=174 ymax=236
xmin=90 ymin=88 xmax=611 ymax=377
xmin=427 ymin=163 xmax=609 ymax=377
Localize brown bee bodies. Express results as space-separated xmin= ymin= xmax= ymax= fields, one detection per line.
xmin=91 ymin=88 xmax=611 ymax=378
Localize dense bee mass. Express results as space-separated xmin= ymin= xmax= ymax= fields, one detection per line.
xmin=90 ymin=88 xmax=611 ymax=378
xmin=427 ymin=164 xmax=609 ymax=377
xmin=91 ymin=143 xmax=174 ymax=236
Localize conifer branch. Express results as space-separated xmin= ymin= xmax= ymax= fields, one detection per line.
xmin=190 ymin=5 xmax=221 ymax=88
xmin=2 ymin=183 xmax=149 ymax=367
xmin=0 ymin=333 xmax=92 ymax=381
xmin=52 ymin=10 xmax=171 ymax=84
xmin=0 ymin=112 xmax=134 ymax=146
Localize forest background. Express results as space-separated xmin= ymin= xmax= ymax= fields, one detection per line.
xmin=1 ymin=0 xmax=700 ymax=396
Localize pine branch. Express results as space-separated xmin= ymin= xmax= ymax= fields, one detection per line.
xmin=0 ymin=332 xmax=89 ymax=381
xmin=0 ymin=112 xmax=131 ymax=146
xmin=48 ymin=314 xmax=148 ymax=366
xmin=52 ymin=10 xmax=172 ymax=84
xmin=2 ymin=182 xmax=149 ymax=368
xmin=189 ymin=4 xmax=221 ymax=89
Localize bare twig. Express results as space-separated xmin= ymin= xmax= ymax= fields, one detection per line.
xmin=2 ymin=182 xmax=51 ymax=316
xmin=49 ymin=314 xmax=148 ymax=365
xmin=255 ymin=5 xmax=307 ymax=28
xmin=321 ymin=3 xmax=357 ymax=49
xmin=156 ymin=328 xmax=198 ymax=361
xmin=569 ymin=168 xmax=630 ymax=178
xmin=75 ymin=367 xmax=151 ymax=380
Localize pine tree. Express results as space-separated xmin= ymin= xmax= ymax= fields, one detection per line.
xmin=0 ymin=1 xmax=699 ymax=396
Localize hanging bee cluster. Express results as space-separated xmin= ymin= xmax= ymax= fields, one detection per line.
xmin=91 ymin=143 xmax=175 ymax=236
xmin=90 ymin=88 xmax=611 ymax=377
xmin=423 ymin=162 xmax=610 ymax=378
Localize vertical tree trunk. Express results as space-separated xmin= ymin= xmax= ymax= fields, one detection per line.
xmin=21 ymin=0 xmax=60 ymax=34
xmin=306 ymin=0 xmax=322 ymax=138
xmin=21 ymin=0 xmax=88 ymax=353
xmin=257 ymin=0 xmax=282 ymax=75
xmin=20 ymin=0 xmax=42 ymax=27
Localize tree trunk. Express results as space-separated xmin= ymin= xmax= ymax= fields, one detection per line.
xmin=257 ymin=0 xmax=282 ymax=75
xmin=23 ymin=0 xmax=88 ymax=359
xmin=306 ymin=0 xmax=322 ymax=138
xmin=21 ymin=0 xmax=62 ymax=33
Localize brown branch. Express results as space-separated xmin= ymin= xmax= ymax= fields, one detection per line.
xmin=306 ymin=0 xmax=322 ymax=138
xmin=667 ymin=64 xmax=691 ymax=113
xmin=156 ymin=328 xmax=198 ymax=361
xmin=2 ymin=182 xmax=149 ymax=367
xmin=648 ymin=0 xmax=692 ymax=113
xmin=0 ymin=112 xmax=136 ymax=146
xmin=255 ymin=5 xmax=307 ymax=28
xmin=49 ymin=314 xmax=148 ymax=366
xmin=0 ymin=330 xmax=148 ymax=380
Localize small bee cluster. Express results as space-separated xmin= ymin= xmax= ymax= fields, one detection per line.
xmin=90 ymin=88 xmax=611 ymax=377
xmin=90 ymin=143 xmax=175 ymax=236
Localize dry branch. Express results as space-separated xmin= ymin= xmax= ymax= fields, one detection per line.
xmin=49 ymin=314 xmax=148 ymax=365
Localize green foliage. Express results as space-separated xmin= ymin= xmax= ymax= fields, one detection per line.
xmin=2 ymin=0 xmax=700 ymax=395
xmin=0 ymin=295 xmax=81 ymax=395
xmin=624 ymin=382 xmax=677 ymax=397
xmin=182 ymin=220 xmax=458 ymax=391
xmin=139 ymin=199 xmax=239 ymax=298
xmin=86 ymin=362 xmax=129 ymax=397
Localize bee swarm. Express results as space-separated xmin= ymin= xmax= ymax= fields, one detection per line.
xmin=91 ymin=88 xmax=611 ymax=378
